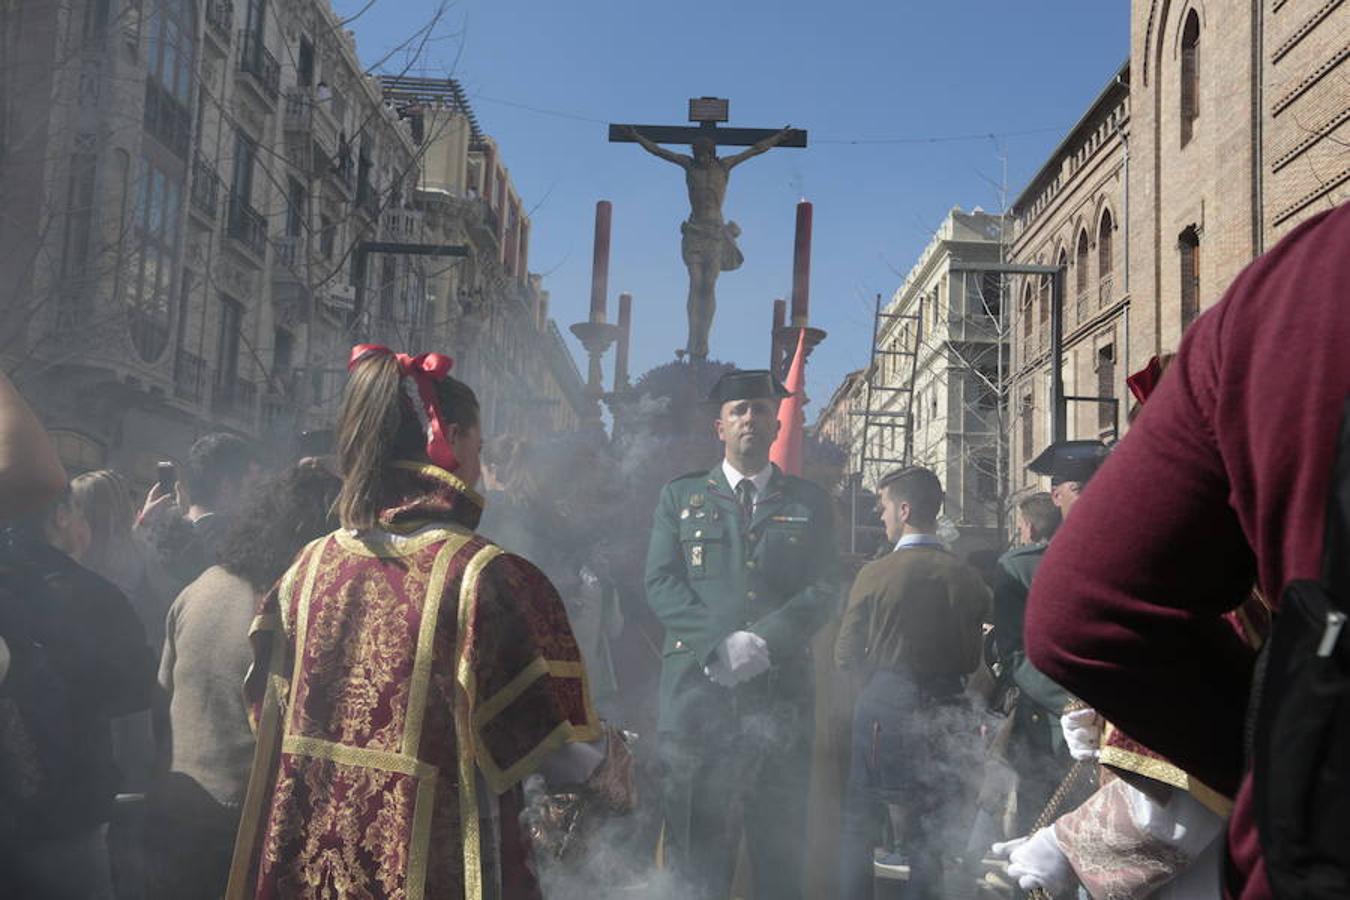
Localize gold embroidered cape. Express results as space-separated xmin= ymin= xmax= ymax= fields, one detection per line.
xmin=226 ymin=463 xmax=599 ymax=900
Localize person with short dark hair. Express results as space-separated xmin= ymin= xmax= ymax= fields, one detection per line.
xmin=136 ymin=433 xmax=261 ymax=594
xmin=178 ymin=433 xmax=260 ymax=564
xmin=146 ymin=462 xmax=340 ymax=900
xmin=835 ymin=465 xmax=990 ymax=899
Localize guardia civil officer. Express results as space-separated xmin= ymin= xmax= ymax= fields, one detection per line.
xmin=644 ymin=369 xmax=838 ymax=900
xmin=990 ymin=441 xmax=1109 ymax=841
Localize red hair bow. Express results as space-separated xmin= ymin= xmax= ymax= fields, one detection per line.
xmin=348 ymin=344 xmax=459 ymax=472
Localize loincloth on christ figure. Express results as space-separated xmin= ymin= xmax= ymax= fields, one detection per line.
xmin=681 ymin=219 xmax=744 ymax=272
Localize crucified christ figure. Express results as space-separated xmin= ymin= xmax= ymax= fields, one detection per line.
xmin=621 ymin=124 xmax=795 ymax=360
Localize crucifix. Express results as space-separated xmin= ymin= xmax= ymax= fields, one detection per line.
xmin=610 ymin=98 xmax=807 ymax=360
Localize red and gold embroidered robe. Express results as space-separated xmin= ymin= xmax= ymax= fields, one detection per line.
xmin=1053 ymin=595 xmax=1271 ymax=898
xmin=227 ymin=463 xmax=600 ymax=900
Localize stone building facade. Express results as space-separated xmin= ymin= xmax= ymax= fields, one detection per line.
xmin=0 ymin=0 xmax=587 ymax=481
xmin=382 ymin=76 xmax=590 ymax=439
xmin=846 ymin=208 xmax=1007 ymax=556
xmin=1008 ymin=66 xmax=1131 ymax=500
xmin=813 ymin=368 xmax=865 ymax=472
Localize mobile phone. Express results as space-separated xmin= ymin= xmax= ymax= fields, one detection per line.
xmin=157 ymin=461 xmax=177 ymax=494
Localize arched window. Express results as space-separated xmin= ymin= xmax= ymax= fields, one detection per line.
xmin=1099 ymin=210 xmax=1114 ymax=281
xmin=1180 ymin=10 xmax=1200 ymax=146
xmin=127 ymin=157 xmax=182 ymax=362
xmin=1179 ymin=226 xmax=1201 ymax=329
xmin=1080 ymin=229 xmax=1090 ymax=295
xmin=1038 ymin=270 xmax=1051 ymax=347
xmin=1021 ymin=282 xmax=1033 ymax=347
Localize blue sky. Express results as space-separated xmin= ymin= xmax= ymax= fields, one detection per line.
xmin=337 ymin=0 xmax=1129 ymax=418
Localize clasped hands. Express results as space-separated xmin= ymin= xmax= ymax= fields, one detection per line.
xmin=704 ymin=630 xmax=771 ymax=687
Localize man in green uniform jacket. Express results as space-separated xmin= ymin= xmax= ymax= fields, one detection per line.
xmin=992 ymin=442 xmax=1109 ymax=833
xmin=645 ymin=369 xmax=838 ymax=900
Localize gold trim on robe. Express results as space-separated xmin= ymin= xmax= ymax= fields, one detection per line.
xmin=226 ymin=461 xmax=600 ymax=900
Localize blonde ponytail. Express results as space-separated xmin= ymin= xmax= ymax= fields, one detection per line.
xmin=335 ymin=352 xmax=481 ymax=530
xmin=335 ymin=354 xmax=406 ymax=530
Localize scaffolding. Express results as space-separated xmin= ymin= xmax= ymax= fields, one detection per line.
xmin=844 ymin=294 xmax=922 ymax=552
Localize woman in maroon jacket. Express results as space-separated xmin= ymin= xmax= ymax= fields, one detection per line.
xmin=1025 ymin=201 xmax=1350 ymax=900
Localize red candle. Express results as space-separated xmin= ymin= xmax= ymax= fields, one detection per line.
xmin=589 ymin=200 xmax=612 ymax=323
xmin=791 ymin=200 xmax=812 ymax=327
xmin=615 ymin=292 xmax=633 ymax=391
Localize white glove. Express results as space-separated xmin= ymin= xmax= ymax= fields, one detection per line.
xmin=1060 ymin=707 xmax=1103 ymax=761
xmin=992 ymin=826 xmax=1076 ymax=896
xmin=705 ymin=631 xmax=770 ymax=686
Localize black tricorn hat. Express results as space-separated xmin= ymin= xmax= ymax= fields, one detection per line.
xmin=1027 ymin=439 xmax=1110 ymax=486
xmin=705 ymin=369 xmax=791 ymax=406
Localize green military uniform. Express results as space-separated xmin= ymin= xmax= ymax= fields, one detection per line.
xmin=994 ymin=440 xmax=1110 ymax=831
xmin=644 ymin=373 xmax=838 ymax=900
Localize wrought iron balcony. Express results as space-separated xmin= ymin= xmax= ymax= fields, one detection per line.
xmin=227 ymin=193 xmax=267 ymax=259
xmin=174 ymin=349 xmax=207 ymax=403
xmin=214 ymin=375 xmax=258 ymax=418
xmin=238 ymin=30 xmax=280 ymax=103
xmin=283 ymin=91 xmax=311 ymax=131
xmin=204 ymin=0 xmax=232 ymax=46
xmin=143 ymin=77 xmax=191 ymax=159
xmin=190 ymin=154 xmax=220 ymax=221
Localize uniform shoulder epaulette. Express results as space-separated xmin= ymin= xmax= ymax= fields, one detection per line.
xmin=669 ymin=469 xmax=710 ymax=484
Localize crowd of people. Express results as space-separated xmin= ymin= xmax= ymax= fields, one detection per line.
xmin=0 ymin=201 xmax=1346 ymax=900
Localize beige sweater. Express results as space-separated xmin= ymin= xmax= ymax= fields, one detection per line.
xmin=158 ymin=565 xmax=258 ymax=807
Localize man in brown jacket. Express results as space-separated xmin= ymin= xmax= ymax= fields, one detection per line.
xmin=835 ymin=466 xmax=990 ymax=899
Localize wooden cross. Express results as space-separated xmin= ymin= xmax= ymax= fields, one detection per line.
xmin=608 ymin=97 xmax=808 ymax=150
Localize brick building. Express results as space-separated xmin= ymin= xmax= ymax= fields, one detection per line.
xmin=1008 ymin=0 xmax=1348 ymax=500
xmin=1008 ymin=66 xmax=1130 ymax=499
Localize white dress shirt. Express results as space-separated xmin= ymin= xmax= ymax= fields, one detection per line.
xmin=722 ymin=459 xmax=774 ymax=510
xmin=894 ymin=532 xmax=947 ymax=552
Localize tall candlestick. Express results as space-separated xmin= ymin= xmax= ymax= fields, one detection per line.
xmin=791 ymin=200 xmax=813 ymax=327
xmin=589 ymin=200 xmax=612 ymax=323
xmin=615 ymin=292 xmax=633 ymax=392
xmin=771 ymin=298 xmax=787 ymax=373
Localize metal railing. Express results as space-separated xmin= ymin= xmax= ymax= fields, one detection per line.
xmin=238 ymin=30 xmax=280 ymax=102
xmin=190 ymin=154 xmax=220 ymax=221
xmin=283 ymin=91 xmax=311 ymax=130
xmin=214 ymin=375 xmax=258 ymax=417
xmin=227 ymin=193 xmax=267 ymax=259
xmin=174 ymin=349 xmax=207 ymax=402
xmin=143 ymin=77 xmax=191 ymax=159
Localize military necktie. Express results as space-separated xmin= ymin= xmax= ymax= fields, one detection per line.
xmin=737 ymin=479 xmax=756 ymax=524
